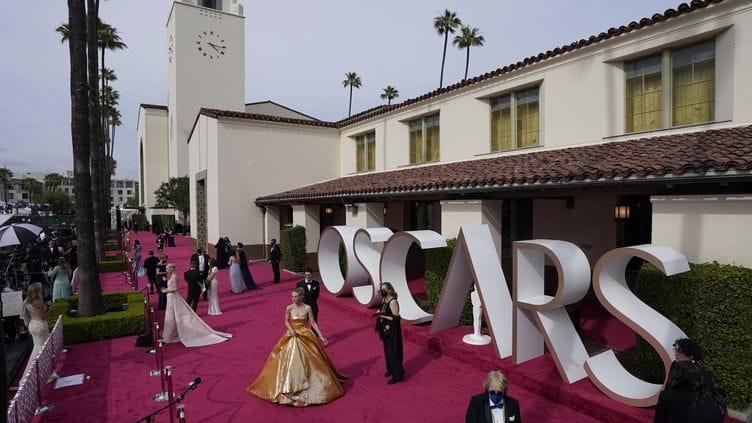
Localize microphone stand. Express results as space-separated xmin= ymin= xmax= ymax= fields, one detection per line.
xmin=133 ymin=381 xmax=198 ymax=423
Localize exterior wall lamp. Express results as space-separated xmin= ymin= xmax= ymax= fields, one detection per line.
xmin=614 ymin=204 xmax=630 ymax=220
xmin=345 ymin=204 xmax=358 ymax=214
xmin=324 ymin=207 xmax=333 ymax=215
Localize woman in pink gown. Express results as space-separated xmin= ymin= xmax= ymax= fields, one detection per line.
xmin=161 ymin=263 xmax=232 ymax=347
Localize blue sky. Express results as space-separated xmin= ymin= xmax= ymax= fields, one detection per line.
xmin=0 ymin=0 xmax=680 ymax=179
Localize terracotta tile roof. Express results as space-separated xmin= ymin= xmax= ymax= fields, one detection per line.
xmin=337 ymin=0 xmax=725 ymax=127
xmin=199 ymin=108 xmax=338 ymax=128
xmin=256 ymin=125 xmax=752 ymax=204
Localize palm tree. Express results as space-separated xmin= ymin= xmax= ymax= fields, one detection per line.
xmin=342 ymin=72 xmax=362 ymax=117
xmin=21 ymin=177 xmax=42 ymax=201
xmin=0 ymin=168 xmax=12 ymax=203
xmin=66 ymin=0 xmax=104 ymax=317
xmin=453 ymin=26 xmax=485 ymax=80
xmin=434 ymin=10 xmax=462 ymax=89
xmin=57 ymin=20 xmax=127 ymax=239
xmin=44 ymin=173 xmax=64 ymax=191
xmin=380 ymin=86 xmax=399 ymax=105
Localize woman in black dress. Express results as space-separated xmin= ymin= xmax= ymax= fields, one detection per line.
xmin=215 ymin=237 xmax=227 ymax=269
xmin=654 ymin=360 xmax=722 ymax=423
xmin=373 ymin=282 xmax=404 ymax=384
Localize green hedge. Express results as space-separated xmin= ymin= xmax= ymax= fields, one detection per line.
xmin=99 ymin=254 xmax=126 ymax=272
xmin=152 ymin=214 xmax=175 ymax=231
xmin=104 ymin=242 xmax=120 ymax=251
xmin=425 ymin=239 xmax=473 ymax=325
xmin=634 ymin=262 xmax=752 ymax=410
xmin=47 ymin=291 xmax=146 ymax=344
xmin=132 ymin=214 xmax=148 ymax=230
xmin=281 ymin=225 xmax=307 ymax=272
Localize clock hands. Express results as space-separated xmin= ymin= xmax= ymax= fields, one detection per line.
xmin=207 ymin=42 xmax=226 ymax=52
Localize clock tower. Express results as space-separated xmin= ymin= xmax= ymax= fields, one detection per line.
xmin=167 ymin=0 xmax=245 ymax=178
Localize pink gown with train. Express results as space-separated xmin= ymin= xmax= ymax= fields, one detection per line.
xmin=162 ymin=274 xmax=232 ymax=347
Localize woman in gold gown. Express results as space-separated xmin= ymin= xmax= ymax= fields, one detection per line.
xmin=246 ymin=287 xmax=347 ymax=407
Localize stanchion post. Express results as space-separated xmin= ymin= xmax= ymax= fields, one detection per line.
xmin=143 ymin=299 xmax=150 ymax=334
xmin=177 ymin=405 xmax=186 ymax=423
xmin=165 ymin=366 xmax=175 ymax=423
xmin=34 ymin=361 xmax=54 ymax=414
xmin=151 ymin=340 xmax=168 ymax=402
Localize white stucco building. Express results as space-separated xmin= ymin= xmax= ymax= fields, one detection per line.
xmin=139 ymin=0 xmax=752 ymax=268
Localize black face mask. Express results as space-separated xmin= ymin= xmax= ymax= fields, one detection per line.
xmin=379 ymin=289 xmax=388 ymax=297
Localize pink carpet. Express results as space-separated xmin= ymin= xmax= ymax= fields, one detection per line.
xmin=29 ymin=231 xmax=742 ymax=422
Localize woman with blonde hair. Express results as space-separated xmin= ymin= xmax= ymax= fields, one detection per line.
xmin=161 ymin=263 xmax=232 ymax=347
xmin=48 ymin=256 xmax=71 ymax=301
xmin=247 ymin=287 xmax=347 ymax=407
xmin=21 ymin=283 xmax=50 ymax=377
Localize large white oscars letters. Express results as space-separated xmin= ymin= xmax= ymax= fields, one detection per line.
xmin=317 ymin=225 xmax=690 ymax=407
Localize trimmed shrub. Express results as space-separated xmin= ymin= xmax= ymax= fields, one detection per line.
xmin=281 ymin=225 xmax=307 ymax=272
xmin=425 ymin=239 xmax=473 ymax=325
xmin=99 ymin=254 xmax=126 ymax=272
xmin=634 ymin=262 xmax=752 ymax=410
xmin=47 ymin=291 xmax=146 ymax=344
xmin=104 ymin=242 xmax=120 ymax=251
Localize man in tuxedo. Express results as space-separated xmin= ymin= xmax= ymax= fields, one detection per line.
xmin=295 ymin=272 xmax=320 ymax=323
xmin=143 ymin=250 xmax=160 ymax=294
xmin=184 ymin=261 xmax=203 ymax=312
xmin=190 ymin=247 xmax=210 ymax=300
xmin=45 ymin=240 xmax=59 ymax=269
xmin=466 ymin=371 xmax=521 ymax=423
xmin=269 ymin=238 xmax=281 ymax=283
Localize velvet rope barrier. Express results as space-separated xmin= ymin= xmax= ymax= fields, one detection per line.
xmin=6 ymin=316 xmax=65 ymax=422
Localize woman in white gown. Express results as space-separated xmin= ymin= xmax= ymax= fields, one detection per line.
xmin=228 ymin=254 xmax=245 ymax=294
xmin=161 ymin=263 xmax=232 ymax=347
xmin=206 ymin=259 xmax=222 ymax=315
xmin=21 ymin=283 xmax=50 ymax=377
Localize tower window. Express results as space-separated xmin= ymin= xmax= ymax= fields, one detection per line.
xmin=199 ymin=0 xmax=221 ymax=10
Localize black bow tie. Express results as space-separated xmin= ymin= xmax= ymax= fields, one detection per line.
xmin=490 ymin=402 xmax=504 ymax=410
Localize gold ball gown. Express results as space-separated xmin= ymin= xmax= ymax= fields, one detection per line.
xmin=246 ymin=313 xmax=347 ymax=407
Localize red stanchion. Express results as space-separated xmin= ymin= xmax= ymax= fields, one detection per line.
xmin=151 ymin=339 xmax=168 ymax=402
xmin=165 ymin=366 xmax=176 ymax=423
xmin=143 ymin=299 xmax=150 ymax=334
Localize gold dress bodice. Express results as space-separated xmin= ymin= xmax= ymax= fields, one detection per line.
xmin=246 ymin=313 xmax=347 ymax=407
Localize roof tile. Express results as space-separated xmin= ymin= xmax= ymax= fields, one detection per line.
xmin=257 ymin=125 xmax=752 ymax=204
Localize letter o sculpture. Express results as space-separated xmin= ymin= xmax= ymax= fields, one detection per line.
xmin=317 ymin=226 xmax=369 ymax=295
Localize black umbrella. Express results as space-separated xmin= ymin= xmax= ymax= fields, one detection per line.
xmin=0 ymin=223 xmax=43 ymax=247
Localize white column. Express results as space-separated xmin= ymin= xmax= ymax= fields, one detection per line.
xmin=440 ymin=200 xmax=502 ymax=256
xmin=264 ymin=206 xmax=281 ymax=245
xmin=292 ymin=204 xmax=320 ymax=253
xmin=345 ymin=202 xmax=384 ymax=228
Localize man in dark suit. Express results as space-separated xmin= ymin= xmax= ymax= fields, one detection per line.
xmin=190 ymin=248 xmax=210 ymax=300
xmin=183 ymin=261 xmax=203 ymax=312
xmin=143 ymin=250 xmax=160 ymax=294
xmin=295 ymin=271 xmax=320 ymax=323
xmin=466 ymin=370 xmax=521 ymax=423
xmin=269 ymin=238 xmax=281 ymax=283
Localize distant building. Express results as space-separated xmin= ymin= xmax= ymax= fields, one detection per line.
xmin=3 ymin=171 xmax=139 ymax=209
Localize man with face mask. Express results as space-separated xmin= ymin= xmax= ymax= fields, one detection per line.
xmin=465 ymin=370 xmax=521 ymax=423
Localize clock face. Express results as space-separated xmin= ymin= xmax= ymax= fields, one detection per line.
xmin=168 ymin=35 xmax=174 ymax=63
xmin=195 ymin=30 xmax=226 ymax=60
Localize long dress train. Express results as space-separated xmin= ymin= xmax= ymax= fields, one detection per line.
xmin=246 ymin=314 xmax=347 ymax=407
xmin=162 ymin=275 xmax=232 ymax=347
xmin=22 ymin=303 xmax=50 ymax=377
